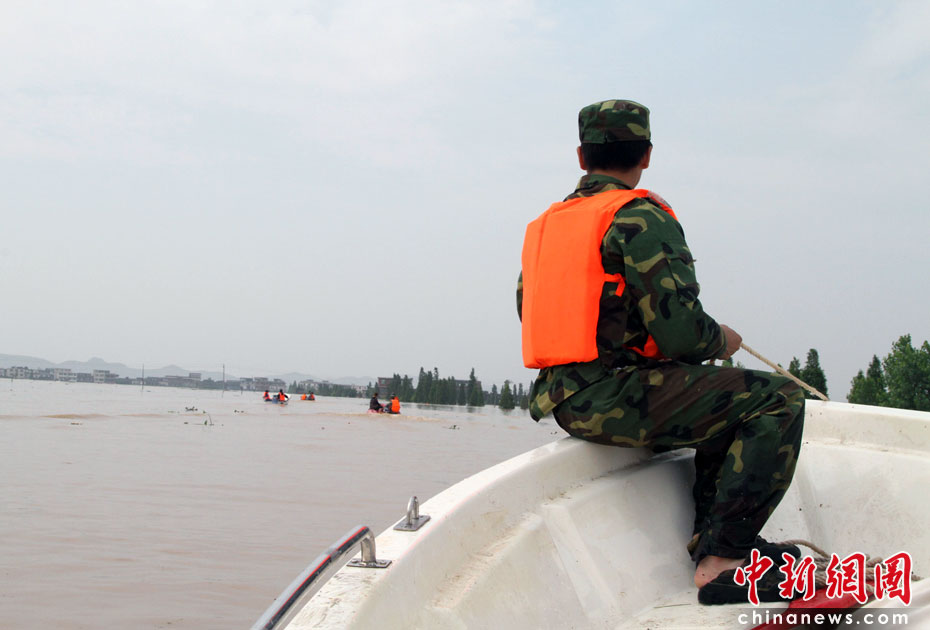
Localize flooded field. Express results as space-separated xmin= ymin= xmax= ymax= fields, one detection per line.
xmin=0 ymin=380 xmax=559 ymax=629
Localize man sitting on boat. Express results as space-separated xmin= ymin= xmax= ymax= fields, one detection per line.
xmin=517 ymin=99 xmax=805 ymax=605
xmin=263 ymin=390 xmax=271 ymax=402
xmin=386 ymin=394 xmax=400 ymax=414
xmin=369 ymin=392 xmax=384 ymax=413
xmin=277 ymin=389 xmax=289 ymax=403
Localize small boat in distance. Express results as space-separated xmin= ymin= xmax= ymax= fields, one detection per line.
xmin=253 ymin=401 xmax=930 ymax=629
xmin=263 ymin=391 xmax=289 ymax=405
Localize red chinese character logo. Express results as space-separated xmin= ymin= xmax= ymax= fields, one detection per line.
xmin=777 ymin=553 xmax=817 ymax=601
xmin=734 ymin=548 xmax=775 ymax=605
xmin=824 ymin=552 xmax=868 ymax=604
xmin=874 ymin=551 xmax=913 ymax=605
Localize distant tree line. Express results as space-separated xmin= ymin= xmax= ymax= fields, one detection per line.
xmin=275 ymin=334 xmax=930 ymax=413
xmin=287 ymin=381 xmax=365 ymax=397
xmin=325 ymin=367 xmax=534 ymax=412
xmin=484 ymin=380 xmax=529 ymax=411
xmin=848 ymin=334 xmax=930 ymax=411
xmin=787 ymin=349 xmax=829 ymax=399
xmin=721 ymin=335 xmax=930 ymax=411
xmin=278 ymin=366 xmax=541 ymax=412
xmin=368 ymin=367 xmax=487 ymax=406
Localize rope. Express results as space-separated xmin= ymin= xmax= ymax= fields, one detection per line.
xmin=776 ymin=539 xmax=922 ymax=600
xmin=739 ymin=342 xmax=829 ymax=401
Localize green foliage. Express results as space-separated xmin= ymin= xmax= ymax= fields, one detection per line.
xmin=799 ymin=349 xmax=828 ymax=400
xmin=467 ymin=368 xmax=485 ymax=406
xmin=518 ymin=382 xmax=529 ymax=410
xmin=428 ymin=367 xmax=442 ymax=404
xmin=405 ymin=366 xmax=487 ymax=406
xmin=787 ymin=357 xmax=802 ymax=380
xmin=388 ymin=374 xmax=401 ymax=398
xmin=457 ymin=383 xmax=467 ymax=405
xmin=847 ymin=355 xmax=888 ymax=406
xmin=844 ymin=335 xmax=930 ymax=410
xmin=883 ymin=335 xmax=930 ymax=411
xmin=499 ymin=381 xmax=515 ymax=410
xmin=414 ymin=367 xmax=431 ymax=403
xmin=313 ymin=382 xmax=364 ymax=397
xmin=400 ymin=375 xmax=414 ymax=401
xmin=720 ymin=357 xmax=746 ymax=369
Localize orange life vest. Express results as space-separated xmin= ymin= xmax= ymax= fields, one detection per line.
xmin=391 ymin=397 xmax=400 ymax=413
xmin=521 ymin=188 xmax=678 ymax=369
xmin=278 ymin=392 xmax=286 ymax=401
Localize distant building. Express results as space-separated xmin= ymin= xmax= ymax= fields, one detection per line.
xmin=243 ymin=377 xmax=287 ymax=392
xmin=93 ymin=370 xmax=117 ymax=384
xmin=53 ymin=368 xmax=76 ymax=382
xmin=156 ymin=374 xmax=201 ymax=388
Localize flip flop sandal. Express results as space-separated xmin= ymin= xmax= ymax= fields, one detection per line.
xmin=698 ymin=564 xmax=797 ymax=606
xmin=754 ymin=536 xmax=801 ymax=562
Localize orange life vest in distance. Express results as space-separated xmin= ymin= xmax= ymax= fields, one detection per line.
xmin=278 ymin=392 xmax=286 ymax=401
xmin=391 ymin=397 xmax=400 ymax=413
xmin=521 ymin=189 xmax=678 ymax=369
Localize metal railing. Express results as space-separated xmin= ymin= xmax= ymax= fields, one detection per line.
xmin=251 ymin=525 xmax=391 ymax=630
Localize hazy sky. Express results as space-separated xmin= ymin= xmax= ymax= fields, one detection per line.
xmin=2 ymin=0 xmax=929 ymax=395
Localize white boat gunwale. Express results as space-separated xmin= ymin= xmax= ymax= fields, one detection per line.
xmin=258 ymin=400 xmax=930 ymax=629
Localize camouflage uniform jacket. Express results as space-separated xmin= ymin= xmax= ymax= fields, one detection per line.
xmin=517 ymin=174 xmax=726 ymax=420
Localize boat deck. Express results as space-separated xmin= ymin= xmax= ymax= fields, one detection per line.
xmin=276 ymin=402 xmax=930 ymax=629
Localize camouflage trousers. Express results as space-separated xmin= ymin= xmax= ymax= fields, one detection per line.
xmin=551 ymin=362 xmax=805 ymax=562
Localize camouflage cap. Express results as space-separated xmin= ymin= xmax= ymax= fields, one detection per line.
xmin=578 ymin=99 xmax=650 ymax=144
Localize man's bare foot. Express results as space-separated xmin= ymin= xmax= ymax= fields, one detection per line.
xmin=694 ymin=555 xmax=746 ymax=588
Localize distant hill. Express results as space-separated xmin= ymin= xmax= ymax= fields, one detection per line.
xmin=0 ymin=354 xmax=219 ymax=379
xmin=0 ymin=353 xmax=372 ymax=387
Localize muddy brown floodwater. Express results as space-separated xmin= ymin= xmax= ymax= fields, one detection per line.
xmin=0 ymin=380 xmax=559 ymax=629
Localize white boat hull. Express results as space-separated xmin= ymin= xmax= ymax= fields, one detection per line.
xmin=274 ymin=401 xmax=930 ymax=629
